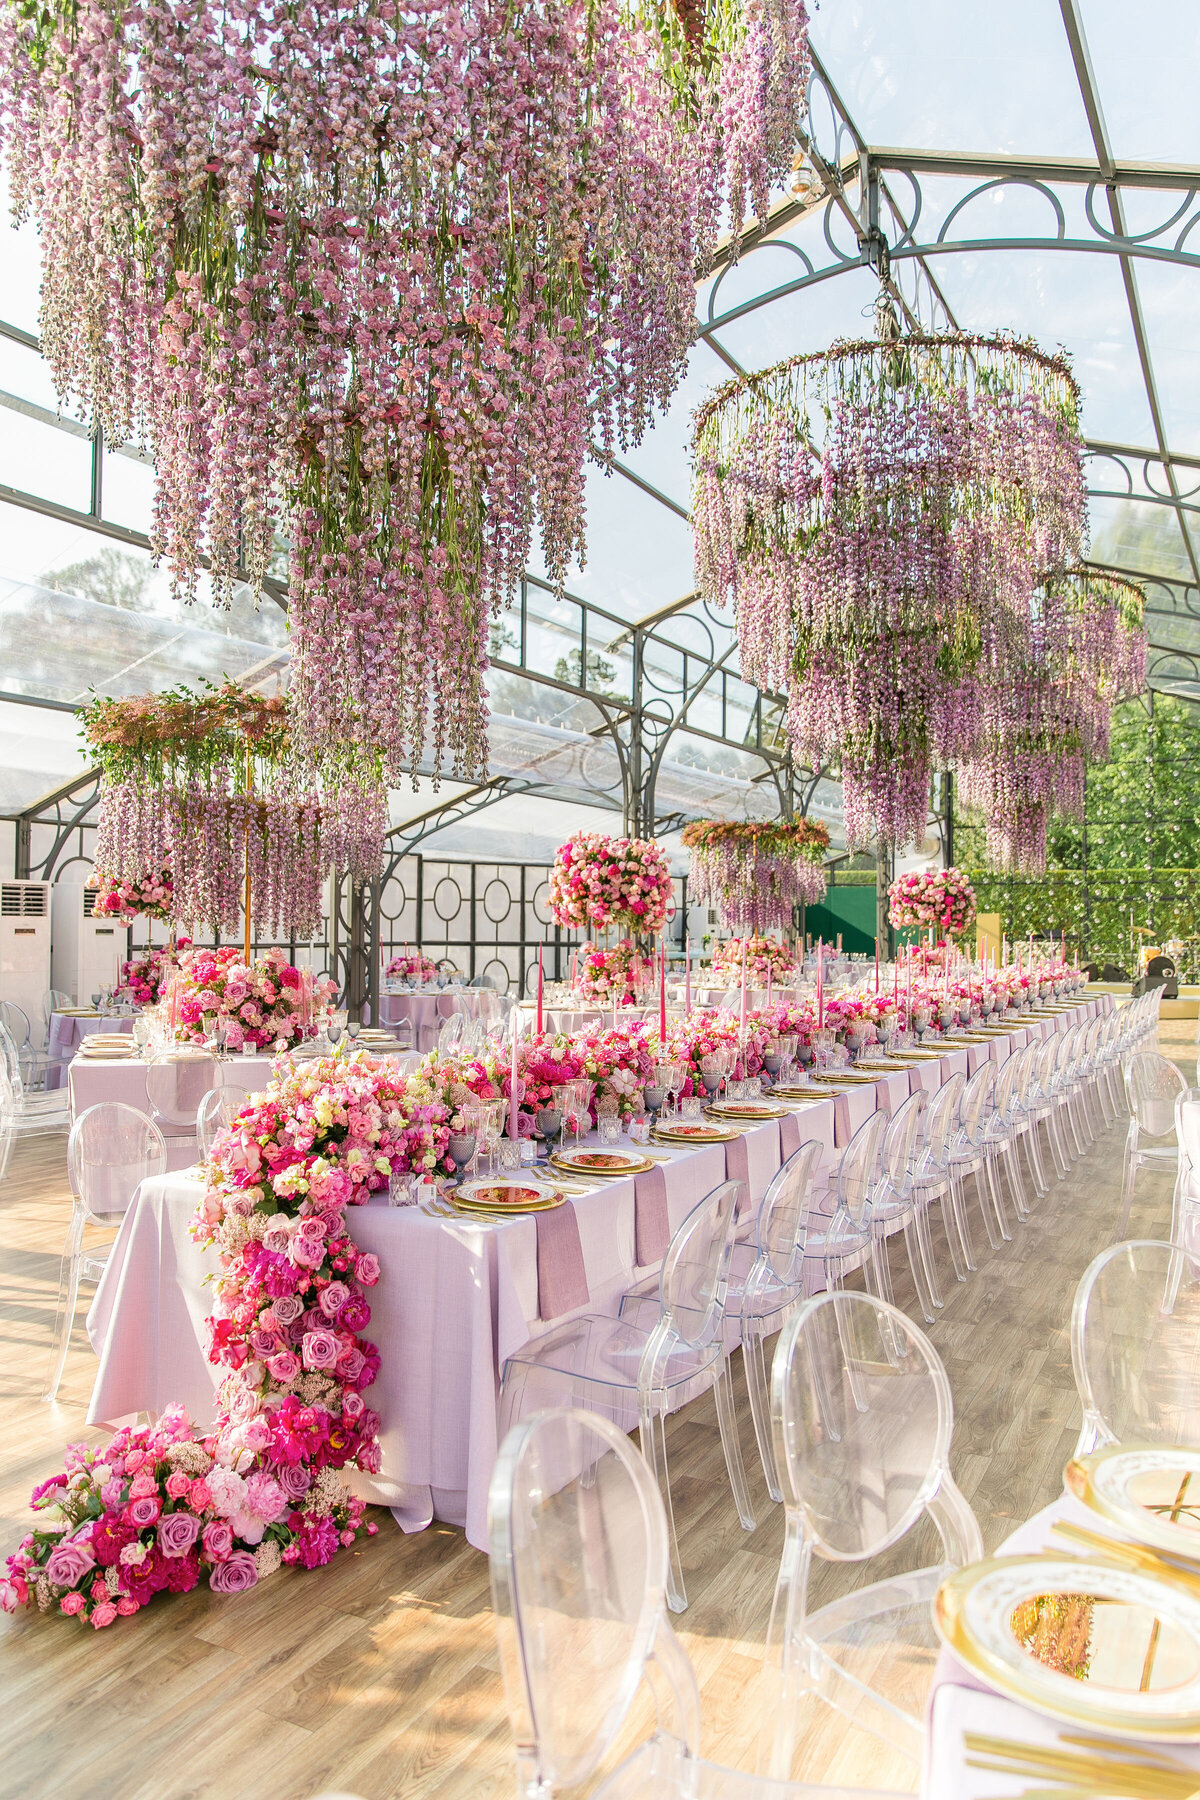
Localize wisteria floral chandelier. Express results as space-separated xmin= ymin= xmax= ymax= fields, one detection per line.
xmin=681 ymin=817 xmax=828 ymax=932
xmin=692 ymin=332 xmax=1090 ymax=850
xmin=1 ymin=0 xmax=809 ymax=786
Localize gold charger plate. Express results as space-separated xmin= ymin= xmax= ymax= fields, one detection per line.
xmin=653 ymin=1122 xmax=739 ymax=1144
xmin=452 ymin=1181 xmax=566 ymax=1216
xmin=550 ymin=1148 xmax=655 ymax=1178
xmin=1066 ymin=1445 xmax=1200 ymax=1563
xmin=935 ymin=1552 xmax=1200 ymax=1741
xmin=707 ymin=1102 xmax=786 ymax=1121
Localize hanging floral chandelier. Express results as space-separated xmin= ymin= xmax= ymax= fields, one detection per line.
xmin=84 ymin=685 xmax=388 ymax=938
xmin=681 ymin=817 xmax=829 ymax=932
xmin=958 ymin=568 xmax=1147 ymax=873
xmin=692 ymin=332 xmax=1088 ymax=849
xmin=2 ymin=0 xmax=810 ymax=786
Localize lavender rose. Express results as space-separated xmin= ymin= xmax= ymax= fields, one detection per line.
xmin=158 ymin=1511 xmax=201 ymax=1558
xmin=45 ymin=1539 xmax=96 ymax=1588
xmin=277 ymin=1463 xmax=311 ymax=1501
xmin=301 ymin=1328 xmax=340 ymax=1371
xmin=208 ymin=1550 xmax=258 ymax=1595
xmin=319 ymin=1280 xmax=349 ymax=1318
xmin=272 ymin=1294 xmax=304 ymax=1325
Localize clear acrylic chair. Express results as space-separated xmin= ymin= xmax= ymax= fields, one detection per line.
xmin=437 ymin=1012 xmax=465 ymax=1054
xmin=1173 ymin=1092 xmax=1200 ymax=1249
xmin=488 ymin=1405 xmax=907 ymax=1800
xmin=45 ymin=1102 xmax=167 ymax=1403
xmin=800 ymin=1112 xmax=888 ymax=1302
xmin=977 ymin=1052 xmax=1031 ymax=1227
xmin=620 ymin=1142 xmax=823 ymax=1506
xmin=1117 ymin=1051 xmax=1187 ymax=1237
xmin=909 ymin=1070 xmax=973 ymax=1283
xmin=867 ymin=1091 xmax=937 ymax=1323
xmin=196 ymin=1084 xmax=257 ymax=1160
xmin=498 ymin=1180 xmax=753 ymax=1613
xmin=0 ymin=1025 xmax=71 ymax=1138
xmin=145 ymin=1050 xmax=220 ymax=1145
xmin=762 ymin=1291 xmax=983 ymax=1781
xmin=1070 ymin=1238 xmax=1200 ymax=1456
xmin=945 ymin=1062 xmax=1010 ymax=1250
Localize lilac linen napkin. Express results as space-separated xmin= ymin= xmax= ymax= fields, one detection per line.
xmin=832 ymin=1094 xmax=852 ymax=1148
xmin=633 ymin=1164 xmax=670 ymax=1267
xmin=535 ymin=1203 xmax=590 ymax=1321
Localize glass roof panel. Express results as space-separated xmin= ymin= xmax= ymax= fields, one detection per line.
xmin=1088 ymin=494 xmax=1195 ymax=581
xmin=926 ymin=246 xmax=1158 ymax=446
xmin=0 ymin=406 xmax=92 ymax=511
xmin=1080 ymin=0 xmax=1200 ymax=165
xmin=615 ymin=337 xmax=731 ymax=510
xmin=707 ymin=263 xmax=882 ymax=375
xmin=101 ymin=447 xmax=156 ymax=536
xmin=0 ymin=698 xmax=90 ymax=814
xmin=809 ymin=0 xmax=1094 ymax=157
xmin=1131 ymin=258 xmax=1200 ymax=459
xmin=522 ymin=462 xmax=693 ymax=622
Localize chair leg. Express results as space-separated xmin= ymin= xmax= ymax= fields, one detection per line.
xmin=638 ymin=1396 xmax=688 ymax=1612
xmin=935 ymin=1186 xmax=969 ymax=1283
xmin=983 ymin=1153 xmax=1013 ymax=1243
xmin=910 ymin=1206 xmax=943 ymax=1312
xmin=1001 ymin=1140 xmax=1029 ymax=1222
xmin=713 ymin=1352 xmax=756 ymax=1533
xmin=1115 ymin=1151 xmax=1138 ymax=1241
xmin=743 ymin=1321 xmax=782 ymax=1504
xmin=44 ymin=1206 xmax=85 ymax=1404
xmin=946 ymin=1169 xmax=977 ymax=1273
xmin=1024 ymin=1117 xmax=1049 ymax=1196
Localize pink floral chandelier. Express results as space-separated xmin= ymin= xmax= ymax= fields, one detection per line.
xmin=957 ymin=568 xmax=1147 ymax=873
xmin=548 ymin=830 xmax=673 ymax=936
xmin=2 ymin=0 xmax=809 ymax=785
xmin=84 ymin=686 xmax=387 ymax=938
xmin=692 ymin=332 xmax=1088 ymax=849
xmin=681 ymin=817 xmax=829 ymax=932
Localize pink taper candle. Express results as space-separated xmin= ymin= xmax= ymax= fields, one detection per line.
xmin=659 ymin=945 xmax=667 ymax=1044
xmin=817 ymin=939 xmax=824 ymax=1028
xmin=508 ymin=1014 xmax=520 ymax=1138
xmin=536 ymin=944 xmax=543 ymax=1035
xmin=684 ymin=934 xmax=692 ymax=1015
xmin=740 ymin=938 xmax=748 ymax=1038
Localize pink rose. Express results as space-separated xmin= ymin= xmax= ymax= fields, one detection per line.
xmin=90 ymin=1601 xmax=119 ymax=1629
xmin=60 ymin=1591 xmax=86 ymax=1616
xmin=296 ymin=1216 xmax=327 ymax=1245
xmin=318 ymin=1280 xmax=349 ymax=1318
xmin=268 ymin=1351 xmax=301 ymax=1384
xmin=165 ymin=1472 xmax=192 ymax=1500
xmin=188 ymin=1479 xmax=212 ymax=1512
xmin=301 ymin=1329 xmax=340 ymax=1371
xmin=158 ymin=1511 xmax=201 ymax=1558
xmin=201 ymin=1520 xmax=233 ymax=1562
xmin=276 ymin=1463 xmax=311 ymax=1501
xmin=46 ymin=1538 xmax=98 ymax=1592
xmin=116 ymin=1596 xmax=140 ymax=1617
xmin=126 ymin=1495 xmax=161 ymax=1528
xmin=208 ymin=1551 xmax=258 ymax=1595
xmin=272 ymin=1294 xmax=305 ymax=1325
xmin=355 ymin=1253 xmax=380 ymax=1287
xmin=129 ymin=1472 xmax=158 ymax=1499
xmin=342 ymin=1390 xmax=365 ymax=1420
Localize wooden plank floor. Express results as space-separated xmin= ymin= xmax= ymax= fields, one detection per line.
xmin=0 ymin=1020 xmax=1191 ymax=1799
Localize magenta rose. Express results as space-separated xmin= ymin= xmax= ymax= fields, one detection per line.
xmin=337 ymin=1346 xmax=366 ymax=1384
xmin=208 ymin=1551 xmax=258 ymax=1595
xmin=340 ymin=1295 xmax=371 ymax=1332
xmin=201 ymin=1520 xmax=234 ymax=1562
xmin=158 ymin=1511 xmax=201 ymax=1558
xmin=319 ymin=1280 xmax=350 ymax=1319
xmin=301 ymin=1329 xmax=340 ymax=1371
xmin=45 ymin=1539 xmax=96 ymax=1588
xmin=126 ymin=1495 xmax=161 ymax=1528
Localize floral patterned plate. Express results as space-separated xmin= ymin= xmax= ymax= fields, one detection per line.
xmin=653 ymin=1121 xmax=739 ymax=1143
xmin=550 ymin=1148 xmax=655 ymax=1177
xmin=453 ymin=1181 xmax=565 ymax=1214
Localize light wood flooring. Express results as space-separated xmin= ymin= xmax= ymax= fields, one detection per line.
xmin=0 ymin=1021 xmax=1191 ymax=1800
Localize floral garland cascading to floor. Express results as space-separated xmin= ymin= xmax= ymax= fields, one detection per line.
xmin=0 ymin=0 xmax=809 ymax=788
xmin=682 ymin=818 xmax=829 ymax=933
xmin=2 ymin=1056 xmax=452 ymax=1627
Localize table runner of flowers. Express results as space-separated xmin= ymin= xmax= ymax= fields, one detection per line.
xmin=5 ymin=952 xmax=1081 ymax=1627
xmin=167 ymin=947 xmax=338 ymax=1052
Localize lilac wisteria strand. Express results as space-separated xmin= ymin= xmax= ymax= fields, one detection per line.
xmin=2 ymin=0 xmax=809 ymax=787
xmin=692 ymin=333 xmax=1088 ymax=849
xmin=680 ymin=818 xmax=829 ymax=933
xmin=957 ymin=569 xmax=1147 ymax=873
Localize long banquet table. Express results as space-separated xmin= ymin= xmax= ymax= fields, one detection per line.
xmin=84 ymin=997 xmax=1108 ymax=1551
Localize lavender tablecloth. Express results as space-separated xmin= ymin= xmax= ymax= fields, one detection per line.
xmin=375 ymin=989 xmax=485 ymax=1051
xmin=68 ymin=1053 xmax=276 ymax=1170
xmin=45 ymin=1012 xmax=136 ymax=1089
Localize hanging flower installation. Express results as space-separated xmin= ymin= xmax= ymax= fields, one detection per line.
xmin=888 ymin=867 xmax=978 ymax=940
xmin=2 ymin=1 xmax=809 ymax=786
xmin=682 ymin=818 xmax=829 ymax=932
xmin=83 ymin=685 xmax=387 ymax=938
xmin=88 ymin=866 xmax=174 ymax=924
xmin=548 ymin=831 xmax=673 ymax=935
xmin=958 ymin=568 xmax=1147 ymax=874
xmin=692 ymin=333 xmax=1087 ymax=848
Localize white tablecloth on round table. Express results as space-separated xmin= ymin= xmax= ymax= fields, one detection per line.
xmin=923 ymin=1487 xmax=1200 ymax=1797
xmin=68 ymin=1054 xmax=276 ymax=1169
xmin=45 ymin=1012 xmax=136 ymax=1089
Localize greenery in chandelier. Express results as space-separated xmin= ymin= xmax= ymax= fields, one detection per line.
xmin=81 ymin=683 xmax=388 ymax=939
xmin=682 ymin=816 xmax=829 ymax=931
xmin=691 ymin=331 xmax=1087 ymax=850
xmin=0 ymin=0 xmax=809 ymax=788
xmin=957 ymin=567 xmax=1147 ymax=874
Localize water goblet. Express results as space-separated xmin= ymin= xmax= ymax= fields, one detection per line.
xmin=698 ymin=1055 xmax=722 ymax=1103
xmin=91 ymin=992 xmax=102 ymax=1010
xmin=446 ymin=1131 xmax=477 ymax=1185
xmin=643 ymin=1085 xmax=667 ymax=1131
xmin=535 ymin=1108 xmax=562 ymax=1163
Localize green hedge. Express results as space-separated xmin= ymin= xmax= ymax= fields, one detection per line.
xmin=967 ymin=866 xmax=1200 ymax=977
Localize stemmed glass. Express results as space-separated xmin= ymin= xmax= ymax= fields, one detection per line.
xmin=569 ymin=1078 xmax=594 ymax=1147
xmin=476 ymin=1100 xmax=503 ymax=1177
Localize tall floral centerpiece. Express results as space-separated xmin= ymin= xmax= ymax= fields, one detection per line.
xmin=710 ymin=934 xmax=797 ymax=986
xmin=573 ymin=941 xmax=655 ymax=1005
xmin=692 ymin=332 xmax=1088 ymax=847
xmin=548 ymin=832 xmax=673 ymax=936
xmin=888 ymin=868 xmax=978 ymax=941
xmin=116 ymin=940 xmax=191 ymax=1007
xmin=682 ymin=818 xmax=828 ymax=932
xmin=2 ymin=1052 xmax=460 ymax=1627
xmin=384 ymin=951 xmax=440 ymax=986
xmin=82 ymin=686 xmax=386 ymax=943
xmin=2 ymin=3 xmax=809 ymax=787
xmin=165 ymin=947 xmax=336 ymax=1052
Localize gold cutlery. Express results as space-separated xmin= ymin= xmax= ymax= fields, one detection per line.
xmin=1049 ymin=1519 xmax=1200 ymax=1595
xmin=964 ymin=1728 xmax=1200 ymax=1796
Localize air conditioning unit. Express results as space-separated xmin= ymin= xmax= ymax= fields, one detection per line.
xmin=0 ymin=880 xmax=53 ymax=1030
xmin=51 ymin=882 xmax=130 ymax=1005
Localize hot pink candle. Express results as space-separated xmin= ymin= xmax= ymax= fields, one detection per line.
xmin=659 ymin=945 xmax=667 ymax=1044
xmin=817 ymin=939 xmax=824 ymax=1028
xmin=684 ymin=934 xmax=692 ymax=1014
xmin=509 ymin=1016 xmax=520 ymax=1138
xmin=740 ymin=939 xmax=748 ymax=1038
xmin=536 ymin=945 xmax=543 ymax=1035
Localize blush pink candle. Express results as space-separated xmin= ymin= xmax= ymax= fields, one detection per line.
xmin=658 ymin=945 xmax=667 ymax=1043
xmin=508 ymin=1016 xmax=520 ymax=1139
xmin=684 ymin=934 xmax=692 ymax=1014
xmin=536 ymin=945 xmax=543 ymax=1035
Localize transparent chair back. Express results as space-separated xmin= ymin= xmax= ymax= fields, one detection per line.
xmin=878 ymin=1091 xmax=925 ymax=1197
xmin=197 ymin=1086 xmax=252 ymax=1161
xmin=437 ymin=1012 xmax=465 ymax=1055
xmin=1071 ymin=1238 xmax=1200 ymax=1456
xmin=0 ymin=1001 xmax=31 ymax=1054
xmin=918 ymin=1070 xmax=964 ymax=1171
xmin=757 ymin=1140 xmax=822 ymax=1289
xmin=145 ymin=1051 xmax=221 ymax=1133
xmin=764 ymin=1290 xmax=982 ymax=1778
xmin=1125 ymin=1050 xmax=1186 ymax=1138
xmin=956 ymin=1061 xmax=995 ymax=1147
xmin=834 ymin=1112 xmax=887 ymax=1227
xmin=657 ymin=1177 xmax=741 ymax=1347
xmin=488 ymin=1405 xmax=698 ymax=1795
